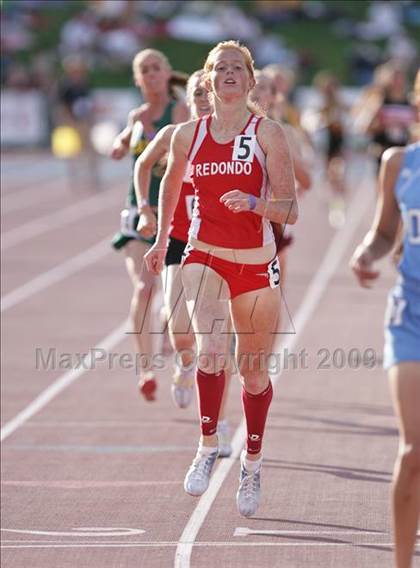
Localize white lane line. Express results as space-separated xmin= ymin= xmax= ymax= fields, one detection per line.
xmin=1 ymin=481 xmax=181 ymax=488
xmin=1 ymin=235 xmax=113 ymax=312
xmin=1 ymin=177 xmax=70 ymax=213
xmin=0 ymin=541 xmax=401 ymax=549
xmin=1 ymin=161 xmax=127 ymax=213
xmin=23 ymin=420 xmax=194 ymax=428
xmin=1 ymin=191 xmax=120 ymax=250
xmin=6 ymin=444 xmax=195 ymax=453
xmin=1 ymin=164 xmax=66 ymax=194
xmin=174 ymin=180 xmax=375 ymax=568
xmin=2 ymin=527 xmax=145 ymax=537
xmin=0 ymin=320 xmax=127 ymax=442
xmin=234 ymin=528 xmax=384 ymax=537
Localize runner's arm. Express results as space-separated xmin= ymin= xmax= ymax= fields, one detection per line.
xmin=133 ymin=125 xmax=175 ymax=210
xmin=110 ymin=107 xmax=144 ymax=160
xmin=221 ymin=119 xmax=298 ymax=224
xmin=350 ymin=147 xmax=403 ymax=287
xmin=155 ymin=123 xmax=192 ymax=245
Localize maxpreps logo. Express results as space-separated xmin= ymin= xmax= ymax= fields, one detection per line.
xmin=249 ymin=434 xmax=260 ymax=442
xmin=193 ymin=161 xmax=252 ymax=177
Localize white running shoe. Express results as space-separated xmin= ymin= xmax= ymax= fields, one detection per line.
xmin=236 ymin=452 xmax=262 ymax=517
xmin=184 ymin=447 xmax=218 ymax=496
xmin=217 ymin=420 xmax=232 ymax=458
xmin=171 ymin=367 xmax=194 ymax=409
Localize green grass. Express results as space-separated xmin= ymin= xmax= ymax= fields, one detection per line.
xmin=273 ymin=20 xmax=352 ymax=83
xmin=3 ymin=0 xmax=86 ymax=54
xmin=323 ymin=0 xmax=369 ymax=19
xmin=150 ymin=38 xmax=215 ymax=74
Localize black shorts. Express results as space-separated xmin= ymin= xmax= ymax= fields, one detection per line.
xmin=165 ymin=236 xmax=187 ymax=266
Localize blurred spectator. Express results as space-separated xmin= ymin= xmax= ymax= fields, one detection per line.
xmin=356 ymin=1 xmax=403 ymax=41
xmin=349 ymin=42 xmax=381 ymax=86
xmin=3 ymin=63 xmax=33 ymax=91
xmin=31 ymin=53 xmax=56 ymax=92
xmin=57 ymin=55 xmax=95 ymax=124
xmin=59 ymin=10 xmax=97 ymax=56
xmin=353 ymin=61 xmax=417 ymax=171
xmin=55 ymin=54 xmax=99 ymax=190
xmin=262 ymin=64 xmax=301 ymax=127
xmin=1 ymin=10 xmax=34 ymax=52
xmin=96 ymin=18 xmax=140 ymax=64
xmin=167 ymin=1 xmax=260 ymax=43
xmin=313 ymin=71 xmax=348 ymax=228
xmin=252 ymin=33 xmax=298 ymax=68
xmin=386 ymin=32 xmax=418 ymax=69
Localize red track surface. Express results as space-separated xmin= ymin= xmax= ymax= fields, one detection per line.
xmin=2 ymin=151 xmax=419 ymax=567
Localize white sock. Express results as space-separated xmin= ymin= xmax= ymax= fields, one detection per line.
xmin=241 ymin=450 xmax=262 ymax=472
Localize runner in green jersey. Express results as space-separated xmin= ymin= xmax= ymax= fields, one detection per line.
xmin=110 ymin=49 xmax=188 ymax=400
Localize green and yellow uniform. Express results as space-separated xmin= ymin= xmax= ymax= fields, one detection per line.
xmin=112 ymin=100 xmax=176 ymax=250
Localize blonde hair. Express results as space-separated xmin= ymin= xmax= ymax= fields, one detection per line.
xmin=132 ymin=49 xmax=189 ymax=101
xmin=204 ymin=40 xmax=255 ymax=81
xmin=132 ymin=49 xmax=171 ymax=75
xmin=186 ymin=69 xmax=206 ymax=104
xmin=248 ymin=69 xmax=272 ymax=117
xmin=263 ymin=64 xmax=295 ymax=89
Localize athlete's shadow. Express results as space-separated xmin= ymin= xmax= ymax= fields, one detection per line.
xmin=268 ymin=413 xmax=398 ymax=438
xmin=263 ymin=459 xmax=391 ymax=483
xmin=251 ymin=516 xmax=383 ymax=534
xmin=278 ymin=397 xmax=394 ymax=417
xmin=245 ymin=533 xmax=350 ymax=544
xmin=354 ymin=544 xmax=419 ymax=556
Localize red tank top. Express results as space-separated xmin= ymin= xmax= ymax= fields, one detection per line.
xmin=188 ymin=114 xmax=274 ymax=249
xmin=169 ymin=166 xmax=194 ymax=242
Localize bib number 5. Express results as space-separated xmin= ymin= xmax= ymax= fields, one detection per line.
xmin=267 ymin=257 xmax=281 ymax=288
xmin=232 ymin=135 xmax=256 ymax=162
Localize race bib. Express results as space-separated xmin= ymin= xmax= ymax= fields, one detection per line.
xmin=120 ymin=207 xmax=140 ymax=239
xmin=232 ymin=135 xmax=256 ymax=162
xmin=267 ymin=257 xmax=281 ymax=288
xmin=385 ymin=294 xmax=407 ymax=327
xmin=407 ymin=209 xmax=420 ymax=244
xmin=130 ymin=121 xmax=148 ymax=155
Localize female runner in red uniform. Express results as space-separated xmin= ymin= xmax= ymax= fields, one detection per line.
xmin=133 ymin=70 xmax=232 ymax=457
xmin=145 ymin=41 xmax=297 ymax=516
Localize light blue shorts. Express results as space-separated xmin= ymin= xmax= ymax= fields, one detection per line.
xmin=383 ymin=279 xmax=420 ymax=370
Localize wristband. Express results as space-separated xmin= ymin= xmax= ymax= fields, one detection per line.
xmin=139 ymin=198 xmax=149 ymax=209
xmin=248 ymin=194 xmax=257 ymax=211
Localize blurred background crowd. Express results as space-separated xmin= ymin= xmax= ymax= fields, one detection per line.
xmin=1 ymin=0 xmax=419 ymax=198
xmin=2 ymin=0 xmax=419 ymax=90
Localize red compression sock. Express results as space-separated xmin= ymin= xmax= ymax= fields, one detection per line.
xmin=196 ymin=368 xmax=225 ymax=436
xmin=242 ymin=381 xmax=273 ymax=455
